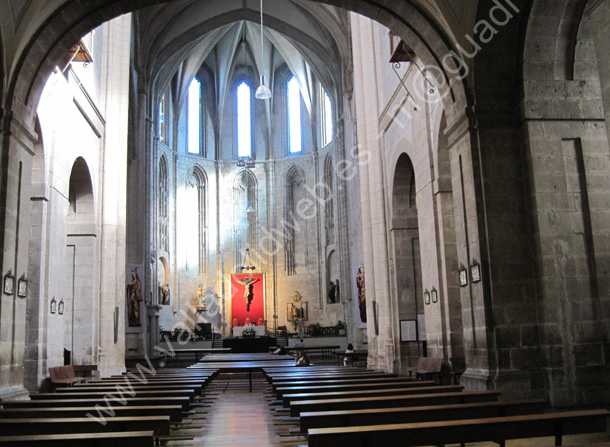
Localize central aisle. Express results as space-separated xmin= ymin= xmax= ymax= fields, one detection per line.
xmin=173 ymin=372 xmax=305 ymax=447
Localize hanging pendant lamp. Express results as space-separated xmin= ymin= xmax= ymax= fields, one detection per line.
xmin=255 ymin=0 xmax=271 ymax=99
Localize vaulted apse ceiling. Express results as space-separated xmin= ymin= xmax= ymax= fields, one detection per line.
xmin=133 ymin=0 xmax=353 ymax=112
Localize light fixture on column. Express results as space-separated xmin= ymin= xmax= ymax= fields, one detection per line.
xmin=255 ymin=0 xmax=271 ymax=100
xmin=237 ymin=156 xmax=255 ymax=168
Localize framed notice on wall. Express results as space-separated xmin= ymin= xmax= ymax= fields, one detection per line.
xmin=400 ymin=320 xmax=417 ymax=342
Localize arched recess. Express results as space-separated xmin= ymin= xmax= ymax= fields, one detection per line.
xmin=391 ymin=153 xmax=424 ymax=371
xmin=326 ymin=249 xmax=340 ymax=304
xmin=185 ymin=166 xmax=208 ymax=277
xmin=65 ymin=156 xmax=99 ymax=367
xmin=233 ymin=169 xmax=258 ymax=268
xmin=285 ymin=165 xmax=307 ymax=276
xmin=157 ymin=256 xmax=170 ymax=306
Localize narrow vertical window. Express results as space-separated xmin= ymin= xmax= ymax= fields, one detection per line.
xmin=159 ymin=156 xmax=169 ymax=252
xmin=287 ymin=77 xmax=302 ymax=153
xmin=159 ymin=94 xmax=166 ymax=143
xmin=321 ymin=88 xmax=333 ymax=146
xmin=188 ymin=78 xmax=201 ymax=154
xmin=237 ymin=81 xmax=252 ymax=157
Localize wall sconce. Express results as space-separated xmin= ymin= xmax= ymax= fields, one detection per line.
xmin=424 ymin=289 xmax=430 ymax=305
xmin=50 ymin=297 xmax=57 ymax=314
xmin=58 ymin=299 xmax=65 ymax=315
xmin=470 ymin=259 xmax=481 ymax=283
xmin=459 ymin=265 xmax=468 ymax=287
xmin=17 ymin=274 xmax=28 ymax=298
xmin=3 ymin=270 xmax=14 ymax=295
xmin=237 ymin=156 xmax=255 ymax=169
xmin=431 ymin=287 xmax=438 ymax=303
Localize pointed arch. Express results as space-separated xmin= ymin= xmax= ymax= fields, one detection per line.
xmin=186 ymin=165 xmax=208 ymax=275
xmin=158 ymin=155 xmax=169 ymax=252
xmin=233 ymin=169 xmax=258 ymax=267
xmin=285 ymin=165 xmax=307 ymax=275
xmin=323 ymin=154 xmax=335 ymax=245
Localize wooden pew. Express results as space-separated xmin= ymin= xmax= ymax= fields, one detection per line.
xmin=2 ymin=396 xmax=192 ymax=411
xmin=30 ymin=389 xmax=197 ymax=402
xmin=48 ymin=365 xmax=87 ymax=389
xmin=299 ymin=399 xmax=547 ymax=433
xmin=272 ymin=376 xmax=422 ymax=393
xmin=307 ymin=409 xmax=610 ymax=447
xmin=0 ymin=405 xmax=184 ymax=422
xmin=0 ymin=415 xmax=170 ymax=437
xmin=59 ymin=383 xmax=204 ymax=396
xmin=283 ymin=385 xmax=464 ymax=407
xmin=0 ymin=431 xmax=154 ymax=446
xmin=407 ymin=357 xmax=442 ymax=382
xmin=289 ymin=390 xmax=501 ymax=417
xmin=268 ymin=372 xmax=395 ymax=383
xmin=275 ymin=380 xmax=435 ymax=399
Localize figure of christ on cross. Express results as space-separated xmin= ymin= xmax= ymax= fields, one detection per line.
xmin=234 ymin=274 xmax=261 ymax=311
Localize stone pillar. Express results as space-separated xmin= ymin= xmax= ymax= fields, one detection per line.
xmin=0 ymin=111 xmax=37 ymax=399
xmin=97 ymin=15 xmax=131 ymax=377
xmin=351 ymin=13 xmax=394 ymax=371
xmin=588 ymin=0 xmax=610 ymax=147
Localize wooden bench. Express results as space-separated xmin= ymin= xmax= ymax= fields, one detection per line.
xmin=289 ymin=390 xmax=501 ymax=417
xmin=0 ymin=430 xmax=154 ymax=446
xmin=272 ymin=376 xmax=418 ymax=392
xmin=407 ymin=357 xmax=443 ymax=382
xmin=2 ymin=396 xmax=192 ymax=411
xmin=283 ymin=385 xmax=464 ymax=407
xmin=268 ymin=371 xmax=395 ymax=383
xmin=48 ymin=365 xmax=86 ymax=389
xmin=59 ymin=383 xmax=204 ymax=396
xmin=307 ymin=409 xmax=610 ymax=447
xmin=275 ymin=379 xmax=434 ymax=399
xmin=0 ymin=415 xmax=170 ymax=437
xmin=0 ymin=405 xmax=184 ymax=422
xmin=299 ymin=399 xmax=547 ymax=433
xmin=30 ymin=389 xmax=197 ymax=402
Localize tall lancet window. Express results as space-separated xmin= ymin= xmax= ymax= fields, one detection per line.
xmin=287 ymin=76 xmax=302 ymax=153
xmin=237 ymin=81 xmax=252 ymax=157
xmin=159 ymin=93 xmax=166 ymax=143
xmin=159 ymin=156 xmax=169 ymax=252
xmin=186 ymin=167 xmax=207 ymax=275
xmin=188 ymin=77 xmax=202 ymax=154
xmin=324 ymin=155 xmax=335 ymax=245
xmin=285 ymin=166 xmax=306 ymax=275
xmin=320 ymin=86 xmax=333 ymax=146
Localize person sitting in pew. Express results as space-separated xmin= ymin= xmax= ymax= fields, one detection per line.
xmin=343 ymin=343 xmax=355 ymax=366
xmin=296 ymin=350 xmax=311 ymax=367
xmin=273 ymin=346 xmax=287 ymax=355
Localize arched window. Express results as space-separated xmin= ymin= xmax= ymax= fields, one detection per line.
xmin=320 ymin=86 xmax=333 ymax=146
xmin=188 ymin=77 xmax=201 ymax=154
xmin=159 ymin=93 xmax=166 ymax=143
xmin=324 ymin=155 xmax=335 ymax=245
xmin=159 ymin=156 xmax=169 ymax=251
xmin=287 ymin=76 xmax=302 ymax=153
xmin=186 ymin=167 xmax=207 ymax=275
xmin=237 ymin=81 xmax=252 ymax=157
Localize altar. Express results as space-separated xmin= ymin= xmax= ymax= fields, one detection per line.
xmin=232 ymin=325 xmax=265 ymax=337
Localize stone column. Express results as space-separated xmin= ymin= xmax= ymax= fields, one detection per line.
xmin=97 ymin=15 xmax=131 ymax=377
xmin=0 ymin=111 xmax=37 ymax=399
xmin=351 ymin=13 xmax=394 ymax=371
